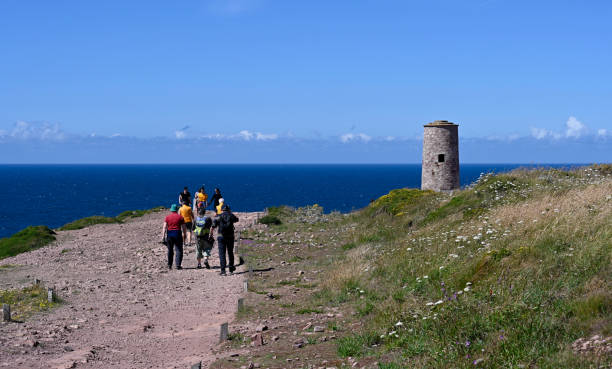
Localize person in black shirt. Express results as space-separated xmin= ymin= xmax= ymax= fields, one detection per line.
xmin=212 ymin=204 xmax=239 ymax=276
xmin=209 ymin=188 xmax=223 ymax=210
xmin=179 ymin=187 xmax=191 ymax=206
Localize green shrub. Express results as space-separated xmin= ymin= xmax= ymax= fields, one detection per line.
xmin=58 ymin=216 xmax=119 ymax=231
xmin=259 ymin=215 xmax=281 ymax=225
xmin=115 ymin=206 xmax=165 ymax=221
xmin=0 ymin=226 xmax=56 ymax=259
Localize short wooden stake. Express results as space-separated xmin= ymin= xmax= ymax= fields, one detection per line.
xmin=219 ymin=322 xmax=229 ymax=342
xmin=47 ymin=288 xmax=55 ymax=303
xmin=2 ymin=304 xmax=10 ymax=322
xmin=248 ymin=265 xmax=253 ymax=277
xmin=243 ymin=281 xmax=248 ymax=292
xmin=190 ymin=361 xmax=202 ymax=369
xmin=237 ymin=298 xmax=244 ymax=312
xmin=34 ymin=278 xmax=41 ymax=285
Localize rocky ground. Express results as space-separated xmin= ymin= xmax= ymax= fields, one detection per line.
xmin=0 ymin=210 xmax=262 ymax=369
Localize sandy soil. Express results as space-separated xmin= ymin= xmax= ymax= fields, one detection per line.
xmin=0 ymin=210 xmax=261 ymax=369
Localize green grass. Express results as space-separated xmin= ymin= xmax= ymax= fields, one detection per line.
xmin=316 ymin=166 xmax=612 ymax=368
xmin=0 ymin=284 xmax=58 ymax=320
xmin=0 ymin=226 xmax=56 ymax=259
xmin=59 ymin=206 xmax=165 ymax=231
xmin=115 ymin=206 xmax=165 ymax=221
xmin=58 ymin=215 xmax=120 ymax=231
xmin=259 ymin=214 xmax=282 ymax=225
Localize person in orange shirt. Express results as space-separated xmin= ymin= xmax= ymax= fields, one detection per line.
xmin=179 ymin=202 xmax=194 ymax=245
xmin=195 ymin=186 xmax=208 ymax=211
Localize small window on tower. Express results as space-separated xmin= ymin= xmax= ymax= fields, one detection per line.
xmin=438 ymin=154 xmax=445 ymax=163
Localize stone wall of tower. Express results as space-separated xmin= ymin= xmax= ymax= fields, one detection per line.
xmin=421 ymin=122 xmax=460 ymax=191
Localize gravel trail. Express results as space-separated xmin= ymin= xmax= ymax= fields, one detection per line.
xmin=0 ymin=210 xmax=261 ymax=369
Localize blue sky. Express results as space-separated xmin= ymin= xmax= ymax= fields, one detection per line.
xmin=0 ymin=0 xmax=610 ymax=163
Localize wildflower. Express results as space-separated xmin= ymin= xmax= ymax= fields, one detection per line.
xmin=426 ymin=302 xmax=434 ymax=306
xmin=465 ymin=340 xmax=471 ymax=347
xmin=450 ymin=254 xmax=459 ymax=258
xmin=434 ymin=300 xmax=444 ymax=305
xmin=406 ymin=247 xmax=412 ymax=251
xmin=423 ymin=275 xmax=429 ymax=279
xmin=464 ymin=286 xmax=471 ymax=292
xmin=466 ymin=282 xmax=472 ymax=286
xmin=439 ymin=266 xmax=445 ymax=270
xmin=388 ymin=330 xmax=396 ymax=335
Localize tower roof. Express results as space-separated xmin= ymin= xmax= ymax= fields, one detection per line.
xmin=424 ymin=120 xmax=458 ymax=127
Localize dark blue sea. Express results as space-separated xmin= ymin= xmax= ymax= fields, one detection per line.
xmin=0 ymin=164 xmax=578 ymax=238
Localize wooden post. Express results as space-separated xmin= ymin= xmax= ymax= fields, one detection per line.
xmin=190 ymin=362 xmax=202 ymax=369
xmin=248 ymin=265 xmax=253 ymax=277
xmin=219 ymin=322 xmax=228 ymax=342
xmin=237 ymin=298 xmax=244 ymax=312
xmin=34 ymin=278 xmax=41 ymax=285
xmin=243 ymin=281 xmax=248 ymax=292
xmin=2 ymin=304 xmax=10 ymax=322
xmin=47 ymin=288 xmax=55 ymax=303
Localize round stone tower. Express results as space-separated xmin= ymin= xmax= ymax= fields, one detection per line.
xmin=421 ymin=120 xmax=460 ymax=192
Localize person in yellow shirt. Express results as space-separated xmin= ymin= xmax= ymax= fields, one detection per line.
xmin=216 ymin=198 xmax=225 ymax=215
xmin=179 ymin=203 xmax=194 ymax=245
xmin=195 ymin=186 xmax=208 ymax=210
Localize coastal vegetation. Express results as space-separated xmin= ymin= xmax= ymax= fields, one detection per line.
xmin=0 ymin=207 xmax=165 ymax=259
xmin=0 ymin=226 xmax=56 ymax=259
xmin=59 ymin=206 xmax=165 ymax=231
xmin=218 ymin=165 xmax=611 ymax=368
xmin=0 ymin=283 xmax=58 ymax=321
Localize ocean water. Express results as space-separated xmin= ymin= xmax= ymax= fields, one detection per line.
xmin=0 ymin=164 xmax=576 ymax=238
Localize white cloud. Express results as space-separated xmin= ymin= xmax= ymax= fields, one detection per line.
xmin=597 ymin=128 xmax=610 ymax=138
xmin=384 ymin=136 xmax=396 ymax=141
xmin=565 ymin=116 xmax=587 ymax=138
xmin=175 ymin=130 xmax=187 ymax=139
xmin=255 ymin=132 xmax=278 ymax=140
xmin=530 ymin=127 xmax=553 ymax=140
xmin=8 ymin=121 xmax=65 ymax=140
xmin=340 ymin=133 xmax=372 ymax=143
xmin=110 ymin=133 xmax=121 ymax=138
xmin=239 ymin=130 xmax=254 ymax=140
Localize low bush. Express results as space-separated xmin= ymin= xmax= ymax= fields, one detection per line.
xmin=259 ymin=215 xmax=281 ymax=225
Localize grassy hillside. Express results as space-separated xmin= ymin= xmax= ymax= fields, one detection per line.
xmin=217 ymin=165 xmax=611 ymax=369
xmin=0 ymin=226 xmax=56 ymax=259
xmin=58 ymin=206 xmax=165 ymax=231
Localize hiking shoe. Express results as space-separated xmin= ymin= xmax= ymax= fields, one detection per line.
xmin=229 ymin=266 xmax=236 ymax=273
xmin=219 ymin=271 xmax=227 ymax=276
xmin=176 ymin=266 xmax=183 ymax=270
xmin=196 ymin=263 xmax=202 ymax=269
xmin=204 ymin=260 xmax=210 ymax=269
xmin=168 ymin=265 xmax=172 ymax=270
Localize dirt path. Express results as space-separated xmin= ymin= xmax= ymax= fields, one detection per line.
xmin=0 ymin=210 xmax=261 ymax=369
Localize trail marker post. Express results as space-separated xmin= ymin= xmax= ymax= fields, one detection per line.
xmin=2 ymin=304 xmax=10 ymax=322
xmin=219 ymin=322 xmax=229 ymax=342
xmin=47 ymin=288 xmax=55 ymax=303
xmin=243 ymin=281 xmax=248 ymax=292
xmin=237 ymin=298 xmax=244 ymax=312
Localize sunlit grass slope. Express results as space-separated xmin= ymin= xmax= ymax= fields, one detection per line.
xmin=317 ymin=165 xmax=611 ymax=368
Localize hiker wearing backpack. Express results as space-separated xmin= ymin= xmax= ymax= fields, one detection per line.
xmin=194 ymin=207 xmax=214 ymax=269
xmin=179 ymin=202 xmax=194 ymax=245
xmin=161 ymin=204 xmax=187 ymax=270
xmin=212 ymin=204 xmax=239 ymax=276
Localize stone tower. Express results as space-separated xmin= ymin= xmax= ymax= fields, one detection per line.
xmin=421 ymin=120 xmax=460 ymax=192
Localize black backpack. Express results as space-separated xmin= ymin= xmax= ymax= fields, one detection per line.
xmin=218 ymin=212 xmax=234 ymax=235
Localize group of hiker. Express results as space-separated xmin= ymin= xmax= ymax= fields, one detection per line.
xmin=161 ymin=186 xmax=239 ymax=276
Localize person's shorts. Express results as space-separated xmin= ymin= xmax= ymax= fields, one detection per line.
xmin=184 ymin=222 xmax=193 ymax=231
xmin=196 ymin=237 xmax=213 ymax=258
